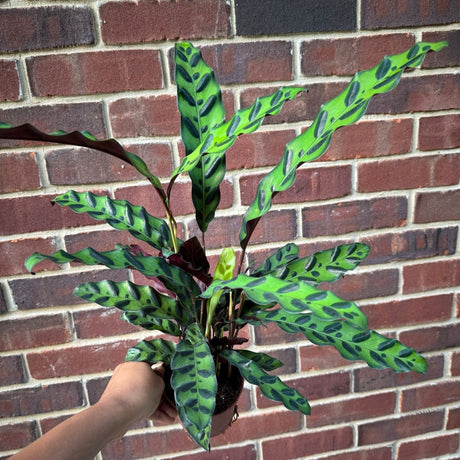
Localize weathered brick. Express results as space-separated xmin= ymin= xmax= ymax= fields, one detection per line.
xmin=307 ymin=392 xmax=396 ymax=427
xmin=0 ymin=6 xmax=94 ymax=53
xmin=27 ymin=50 xmax=163 ymax=97
xmin=0 ymin=287 xmax=6 ymax=314
xmin=398 ymin=433 xmax=460 ymax=460
xmin=302 ymin=197 xmax=408 ymax=238
xmin=0 ymin=102 xmax=106 ymax=149
xmin=452 ymin=351 xmax=460 ymax=376
xmin=0 ymin=151 xmax=40 ymax=193
xmin=362 ymin=0 xmax=459 ymax=29
xmin=262 ymin=347 xmax=297 ymax=376
xmin=0 ymin=237 xmax=58 ymax=276
xmin=0 ymin=381 xmax=83 ymax=417
xmin=262 ymin=426 xmax=353 ymax=460
xmin=240 ymin=165 xmax=351 ymax=206
xmin=301 ymin=34 xmax=415 ymax=76
xmin=27 ymin=340 xmax=135 ymax=379
xmin=447 ymin=407 xmax=460 ymax=429
xmin=0 ymin=60 xmax=20 ymax=101
xmin=361 ymin=227 xmax=458 ymax=266
xmin=109 ymin=95 xmax=179 ymax=138
xmin=368 ymin=74 xmax=460 ymax=114
xmin=325 ymin=269 xmax=399 ymax=301
xmin=357 ymin=154 xmax=460 ymax=192
xmin=0 ymin=314 xmax=71 ymax=351
xmin=0 ymin=355 xmax=26 ymax=386
xmin=358 ymin=410 xmax=444 ymax=445
xmin=419 ymin=114 xmax=460 ymax=151
xmin=236 ymin=0 xmax=356 ymax=35
xmin=254 ymin=320 xmax=305 ymax=346
xmin=322 ymin=119 xmax=413 ymax=161
xmin=73 ymin=307 xmax=136 ymax=339
xmin=399 ymin=323 xmax=460 ymax=353
xmin=199 ymin=41 xmax=292 ymax=84
xmin=100 ymin=0 xmax=230 ymax=44
xmin=403 ymin=258 xmax=460 ymax=294
xmin=321 ymin=448 xmax=393 ymax=460
xmin=354 ymin=355 xmax=444 ymax=392
xmin=0 ymin=194 xmax=95 ymax=236
xmin=401 ymin=380 xmax=460 ymax=411
xmin=9 ymin=269 xmax=129 ymax=310
xmin=169 ymin=444 xmax=257 ymax=460
xmin=300 ymin=344 xmax=352 ymax=371
xmin=0 ymin=421 xmax=37 ymax=451
xmin=414 ymin=189 xmax=460 ymax=223
xmin=361 ymin=294 xmax=453 ymax=329
xmin=189 ymin=209 xmax=297 ymax=249
xmin=423 ymin=29 xmax=460 ymax=68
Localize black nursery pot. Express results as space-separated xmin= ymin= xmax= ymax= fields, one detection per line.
xmin=163 ymin=364 xmax=244 ymax=437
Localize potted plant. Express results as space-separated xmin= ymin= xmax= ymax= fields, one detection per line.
xmin=0 ymin=40 xmax=447 ymax=451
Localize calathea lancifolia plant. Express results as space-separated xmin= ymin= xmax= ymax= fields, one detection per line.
xmin=0 ymin=40 xmax=447 ymax=451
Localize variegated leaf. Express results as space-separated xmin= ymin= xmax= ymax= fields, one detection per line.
xmin=126 ymin=338 xmax=177 ymax=365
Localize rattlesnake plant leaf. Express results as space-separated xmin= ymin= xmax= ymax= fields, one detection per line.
xmin=251 ymin=243 xmax=300 ymax=276
xmin=220 ymin=349 xmax=310 ymax=415
xmin=242 ymin=309 xmax=427 ymax=373
xmin=0 ymin=122 xmax=165 ymax=195
xmin=73 ymin=279 xmax=192 ymax=327
xmin=25 ymin=246 xmax=201 ymax=318
xmin=237 ymin=350 xmax=283 ymax=371
xmin=259 ymin=243 xmax=370 ymax=286
xmin=121 ymin=311 xmax=181 ymax=336
xmin=239 ymin=41 xmax=448 ymax=249
xmin=175 ymin=41 xmax=226 ymax=231
xmin=168 ymin=86 xmax=304 ymax=193
xmin=54 ymin=190 xmax=174 ymax=253
xmin=171 ymin=322 xmax=216 ymax=451
xmin=201 ymin=273 xmax=368 ymax=329
xmin=126 ymin=338 xmax=177 ymax=365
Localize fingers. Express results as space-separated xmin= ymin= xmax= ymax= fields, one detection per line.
xmin=149 ymin=397 xmax=177 ymax=425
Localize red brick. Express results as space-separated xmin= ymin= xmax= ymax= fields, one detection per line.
xmin=324 ymin=268 xmax=399 ymax=301
xmin=27 ymin=50 xmax=163 ymax=97
xmin=423 ymin=29 xmax=460 ymax=69
xmin=419 ymin=114 xmax=460 ymax=151
xmin=65 ymin=229 xmax=143 ymax=254
xmin=0 ymin=60 xmax=20 ymax=101
xmin=308 ymin=392 xmax=396 ymax=427
xmin=109 ymin=95 xmax=179 ymax=138
xmin=397 ymin=433 xmax=459 ymax=460
xmin=403 ymin=258 xmax=460 ymax=294
xmin=27 ymin=340 xmax=135 ymax=378
xmin=323 ymin=447 xmax=392 ymax=460
xmin=357 ymin=154 xmax=460 ymax=192
xmin=402 ymin=380 xmax=460 ymax=411
xmin=0 ymin=237 xmax=58 ymax=276
xmin=9 ymin=269 xmax=129 ymax=310
xmin=399 ymin=323 xmax=460 ymax=353
xmin=362 ymin=0 xmax=460 ymax=28
xmin=0 ymin=102 xmax=106 ymax=149
xmin=301 ymin=34 xmax=415 ymax=76
xmin=0 ymin=381 xmax=83 ymax=417
xmin=0 ymin=7 xmax=94 ymax=53
xmin=256 ymin=371 xmax=350 ymax=409
xmin=361 ymin=227 xmax=458 ymax=266
xmin=262 ymin=426 xmax=353 ymax=459
xmin=240 ymin=165 xmax=351 ymax=206
xmin=302 ymin=197 xmax=408 ymax=238
xmin=358 ymin=410 xmax=444 ymax=445
xmin=100 ymin=0 xmax=230 ymax=44
xmin=0 ymin=314 xmax=71 ymax=351
xmin=170 ymin=444 xmax=257 ymax=460
xmin=447 ymin=407 xmax=460 ymax=429
xmin=200 ymin=41 xmax=292 ymax=84
xmin=0 ymin=355 xmax=26 ymax=386
xmin=300 ymin=344 xmax=352 ymax=371
xmin=254 ymin=320 xmax=305 ymax=346
xmin=368 ymin=74 xmax=460 ymax=114
xmin=0 ymin=287 xmax=6 ymax=314
xmin=73 ymin=307 xmax=136 ymax=339
xmin=0 ymin=151 xmax=40 ymax=193
xmin=361 ymin=294 xmax=453 ymax=329
xmin=354 ymin=355 xmax=444 ymax=392
xmin=323 ymin=119 xmax=413 ymax=161
xmin=262 ymin=347 xmax=297 ymax=376
xmin=0 ymin=421 xmax=37 ymax=451
xmin=414 ymin=189 xmax=460 ymax=223
xmin=452 ymin=351 xmax=460 ymax=376
xmin=226 ymin=129 xmax=296 ymax=170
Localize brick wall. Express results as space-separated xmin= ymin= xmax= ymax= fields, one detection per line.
xmin=0 ymin=0 xmax=459 ymax=459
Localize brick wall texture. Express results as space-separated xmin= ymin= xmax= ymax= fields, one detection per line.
xmin=0 ymin=1 xmax=459 ymax=459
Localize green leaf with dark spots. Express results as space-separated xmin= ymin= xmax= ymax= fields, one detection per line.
xmin=126 ymin=338 xmax=176 ymax=365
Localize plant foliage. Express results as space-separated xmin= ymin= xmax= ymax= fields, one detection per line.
xmin=0 ymin=40 xmax=447 ymax=451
